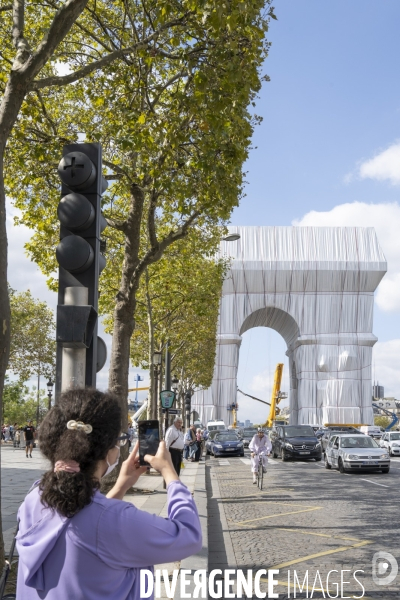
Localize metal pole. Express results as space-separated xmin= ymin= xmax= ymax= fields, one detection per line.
xmin=165 ymin=341 xmax=171 ymax=391
xmin=61 ymin=287 xmax=88 ymax=391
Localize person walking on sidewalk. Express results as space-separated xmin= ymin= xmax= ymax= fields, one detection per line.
xmin=23 ymin=420 xmax=36 ymax=458
xmin=165 ymin=417 xmax=184 ymax=476
xmin=16 ymin=388 xmax=202 ymax=600
xmin=249 ymin=427 xmax=272 ymax=484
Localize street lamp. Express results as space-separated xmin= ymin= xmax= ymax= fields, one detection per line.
xmin=152 ymin=351 xmax=162 ymax=419
xmin=222 ymin=233 xmax=241 ymax=242
xmin=47 ymin=379 xmax=54 ymax=412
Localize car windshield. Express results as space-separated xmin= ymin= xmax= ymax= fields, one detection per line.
xmin=284 ymin=426 xmax=315 ymax=438
xmin=216 ymin=434 xmax=239 ymax=442
xmin=390 ymin=433 xmax=400 ymax=440
xmin=209 ymin=431 xmax=219 ymax=440
xmin=341 ymin=436 xmax=379 ymax=448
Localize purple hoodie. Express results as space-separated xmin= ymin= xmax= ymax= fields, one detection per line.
xmin=16 ymin=480 xmax=202 ymax=599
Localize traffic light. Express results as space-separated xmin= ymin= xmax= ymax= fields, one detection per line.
xmin=55 ymin=143 xmax=108 ymax=396
xmin=184 ymin=390 xmax=193 ymax=427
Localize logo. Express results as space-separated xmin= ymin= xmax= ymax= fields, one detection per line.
xmin=302 ymin=445 xmax=306 ymax=449
xmin=372 ymin=551 xmax=398 ymax=586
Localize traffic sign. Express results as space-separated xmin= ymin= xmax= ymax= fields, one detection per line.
xmin=160 ymin=390 xmax=175 ymax=409
xmin=162 ymin=409 xmax=181 ymax=415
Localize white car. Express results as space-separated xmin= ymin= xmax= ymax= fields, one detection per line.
xmin=379 ymin=431 xmax=400 ymax=456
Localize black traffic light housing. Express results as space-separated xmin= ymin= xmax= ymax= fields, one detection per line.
xmin=55 ymin=143 xmax=107 ymax=397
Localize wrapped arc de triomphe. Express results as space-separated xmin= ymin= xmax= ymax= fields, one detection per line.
xmin=191 ymin=226 xmax=387 ymax=426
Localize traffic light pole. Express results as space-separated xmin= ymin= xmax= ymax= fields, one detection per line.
xmin=61 ymin=287 xmax=88 ymax=391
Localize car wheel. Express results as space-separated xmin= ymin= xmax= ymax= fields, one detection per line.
xmin=338 ymin=458 xmax=346 ymax=473
xmin=272 ymin=449 xmax=278 ymax=458
xmin=206 ymin=449 xmax=210 ymax=455
xmin=389 ymin=449 xmax=393 ymax=457
xmin=381 ymin=468 xmax=390 ymax=473
xmin=281 ymin=448 xmax=288 ymax=462
xmin=324 ymin=454 xmax=331 ymax=469
xmin=240 ymin=453 xmax=244 ymax=457
xmin=315 ymin=457 xmax=322 ymax=462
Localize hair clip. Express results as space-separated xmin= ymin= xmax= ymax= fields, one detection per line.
xmin=66 ymin=420 xmax=93 ymax=434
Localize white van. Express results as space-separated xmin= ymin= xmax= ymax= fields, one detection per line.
xmin=207 ymin=420 xmax=226 ymax=432
xmin=359 ymin=425 xmax=382 ymax=439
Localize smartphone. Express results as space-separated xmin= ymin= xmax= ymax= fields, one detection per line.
xmin=138 ymin=420 xmax=160 ymax=466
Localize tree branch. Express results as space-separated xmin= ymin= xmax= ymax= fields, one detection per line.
xmin=31 ymin=14 xmax=191 ymax=90
xmin=147 ymin=189 xmax=159 ymax=250
xmin=0 ymin=3 xmax=12 ymax=11
xmin=102 ymin=158 xmax=132 ymax=182
xmin=105 ymin=217 xmax=128 ymax=233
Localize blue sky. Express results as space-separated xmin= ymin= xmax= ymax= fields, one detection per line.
xmin=232 ymin=1 xmax=400 ymax=423
xmin=7 ymin=1 xmax=400 ymax=423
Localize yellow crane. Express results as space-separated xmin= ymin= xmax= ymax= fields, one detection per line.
xmin=263 ymin=363 xmax=285 ymax=428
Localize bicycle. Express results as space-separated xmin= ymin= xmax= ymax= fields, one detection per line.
xmin=257 ymin=457 xmax=264 ymax=490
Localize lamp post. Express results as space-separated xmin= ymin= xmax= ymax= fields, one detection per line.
xmin=47 ymin=379 xmax=54 ymax=412
xmin=153 ymin=351 xmax=162 ymax=420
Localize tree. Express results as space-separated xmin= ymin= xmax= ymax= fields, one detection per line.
xmin=0 ymin=0 xmax=276 ymax=561
xmin=104 ymin=227 xmax=228 ymax=418
xmin=374 ymin=416 xmax=391 ymax=430
xmin=6 ymin=0 xmax=274 ymax=439
xmin=9 ymin=288 xmax=56 ymax=384
xmin=2 ymin=379 xmax=47 ymax=425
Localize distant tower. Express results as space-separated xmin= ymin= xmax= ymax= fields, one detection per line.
xmin=372 ymin=382 xmax=384 ymax=399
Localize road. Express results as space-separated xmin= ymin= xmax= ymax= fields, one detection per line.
xmin=207 ymin=449 xmax=400 ymax=599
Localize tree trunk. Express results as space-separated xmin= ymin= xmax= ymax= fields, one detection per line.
xmin=0 ymin=74 xmax=29 ymax=570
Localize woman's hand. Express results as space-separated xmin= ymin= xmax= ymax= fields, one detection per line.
xmin=145 ymin=441 xmax=179 ymax=486
xmin=251 ymin=452 xmax=255 ymax=458
xmin=107 ymin=441 xmax=147 ymax=500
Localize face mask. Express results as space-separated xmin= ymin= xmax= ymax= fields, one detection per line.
xmin=103 ymin=446 xmax=120 ymax=477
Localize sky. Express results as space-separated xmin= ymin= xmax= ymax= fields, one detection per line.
xmin=6 ymin=1 xmax=400 ymax=423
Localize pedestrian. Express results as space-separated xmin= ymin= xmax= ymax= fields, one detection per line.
xmin=249 ymin=427 xmax=272 ymax=484
xmin=188 ymin=425 xmax=198 ymax=461
xmin=183 ymin=427 xmax=192 ymax=459
xmin=23 ymin=420 xmax=36 ymax=458
xmin=9 ymin=422 xmax=14 ymax=441
xmin=14 ymin=428 xmax=21 ymax=449
xmin=165 ymin=417 xmax=184 ymax=476
xmin=194 ymin=428 xmax=203 ymax=462
xmin=16 ymin=388 xmax=201 ymax=600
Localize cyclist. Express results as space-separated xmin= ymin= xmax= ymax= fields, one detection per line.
xmin=249 ymin=427 xmax=272 ymax=484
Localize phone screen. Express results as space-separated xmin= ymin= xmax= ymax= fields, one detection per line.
xmin=138 ymin=420 xmax=160 ymax=466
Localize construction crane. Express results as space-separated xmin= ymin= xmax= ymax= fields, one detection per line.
xmin=372 ymin=402 xmax=399 ymax=430
xmin=263 ymin=363 xmax=287 ymax=428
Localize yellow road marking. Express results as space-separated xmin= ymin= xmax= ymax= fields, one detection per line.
xmin=234 ymin=506 xmax=322 ymax=525
xmin=276 ymin=527 xmax=370 ymax=543
xmin=261 ymin=540 xmax=372 ymax=571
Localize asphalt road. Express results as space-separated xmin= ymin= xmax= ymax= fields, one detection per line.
xmin=207 ymin=449 xmax=400 ymax=599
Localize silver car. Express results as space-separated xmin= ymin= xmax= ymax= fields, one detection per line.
xmin=325 ymin=434 xmax=390 ymax=474
xmin=379 ymin=431 xmax=400 ymax=456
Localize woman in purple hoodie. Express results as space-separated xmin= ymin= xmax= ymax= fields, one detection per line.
xmin=16 ymin=388 xmax=202 ymax=599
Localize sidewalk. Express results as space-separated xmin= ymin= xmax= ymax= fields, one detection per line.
xmin=1 ymin=446 xmax=205 ymax=598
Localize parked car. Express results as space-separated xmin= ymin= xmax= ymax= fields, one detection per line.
xmin=320 ymin=426 xmax=361 ymax=453
xmin=359 ymin=425 xmax=383 ymax=439
xmin=379 ymin=431 xmax=400 ymax=456
xmin=208 ymin=431 xmax=244 ymax=457
xmin=271 ymin=425 xmax=322 ymax=461
xmin=240 ymin=428 xmax=258 ymax=447
xmin=325 ymin=434 xmax=390 ymax=473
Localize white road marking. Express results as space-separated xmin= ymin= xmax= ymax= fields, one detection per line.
xmin=360 ymin=478 xmax=389 ymax=488
xmin=218 ymin=460 xmax=230 ymax=466
xmin=240 ymin=458 xmax=251 ymax=465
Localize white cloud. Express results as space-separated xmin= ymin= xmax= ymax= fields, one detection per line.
xmin=358 ymin=142 xmax=400 ymax=186
xmin=294 ymin=201 xmax=400 ymax=312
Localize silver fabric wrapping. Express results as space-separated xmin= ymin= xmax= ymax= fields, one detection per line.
xmin=192 ymin=226 xmax=386 ymax=426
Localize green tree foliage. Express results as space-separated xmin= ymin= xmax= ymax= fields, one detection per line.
xmin=2 ymin=379 xmax=47 ymax=426
xmin=4 ymin=0 xmax=275 ymax=434
xmin=8 ymin=289 xmax=56 ymax=384
xmin=374 ymin=416 xmax=392 ymax=430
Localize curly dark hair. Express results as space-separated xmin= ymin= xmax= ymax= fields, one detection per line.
xmin=39 ymin=388 xmax=121 ymax=517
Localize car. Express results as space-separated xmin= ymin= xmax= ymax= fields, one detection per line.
xmin=208 ymin=431 xmax=244 ymax=457
xmin=320 ymin=426 xmax=361 ymax=453
xmin=379 ymin=431 xmax=400 ymax=456
xmin=240 ymin=428 xmax=258 ymax=447
xmin=271 ymin=425 xmax=322 ymax=461
xmin=359 ymin=425 xmax=383 ymax=439
xmin=207 ymin=420 xmax=227 ymax=432
xmin=205 ymin=430 xmax=220 ymax=454
xmin=325 ymin=434 xmax=390 ymax=473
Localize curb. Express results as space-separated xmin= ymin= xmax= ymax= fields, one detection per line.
xmin=174 ymin=461 xmax=208 ymax=599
